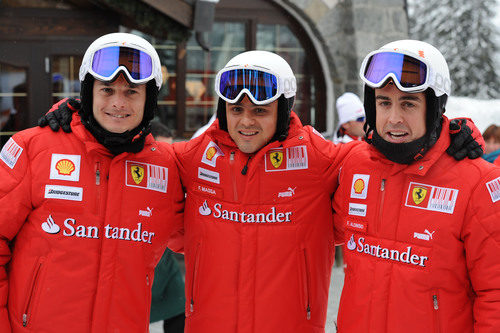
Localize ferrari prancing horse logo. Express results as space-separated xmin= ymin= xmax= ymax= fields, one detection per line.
xmin=131 ymin=165 xmax=145 ymax=184
xmin=412 ymin=186 xmax=427 ymax=205
xmin=270 ymin=151 xmax=283 ymax=168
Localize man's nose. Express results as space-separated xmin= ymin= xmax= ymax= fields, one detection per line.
xmin=240 ymin=111 xmax=255 ymax=126
xmin=387 ymin=107 xmax=403 ymax=124
xmin=111 ymin=94 xmax=126 ymax=109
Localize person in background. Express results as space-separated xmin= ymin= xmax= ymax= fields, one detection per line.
xmin=0 ymin=32 xmax=184 ymax=332
xmin=333 ymin=39 xmax=500 ymax=332
xmin=332 ymin=92 xmax=366 ymax=144
xmin=482 ymin=124 xmax=500 ymax=165
xmin=149 ymin=120 xmax=186 ymax=333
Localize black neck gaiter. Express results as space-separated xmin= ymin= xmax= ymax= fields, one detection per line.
xmin=79 ymin=110 xmax=150 ymax=155
xmin=371 ymin=130 xmax=429 ymax=164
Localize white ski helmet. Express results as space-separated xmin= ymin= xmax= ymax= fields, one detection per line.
xmin=79 ymin=32 xmax=163 ymax=90
xmin=360 ymin=39 xmax=451 ymax=98
xmin=215 ymin=50 xmax=297 ymax=141
xmin=360 ymin=40 xmax=452 ymax=163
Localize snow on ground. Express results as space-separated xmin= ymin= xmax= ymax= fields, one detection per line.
xmin=446 ymin=96 xmax=500 ymax=132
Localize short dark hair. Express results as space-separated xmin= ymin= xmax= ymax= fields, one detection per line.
xmin=150 ymin=120 xmax=174 ymax=139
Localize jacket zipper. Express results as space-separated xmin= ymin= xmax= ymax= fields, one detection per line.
xmin=94 ymin=161 xmax=101 ymax=215
xmin=376 ymin=179 xmax=386 ymax=233
xmin=189 ymin=243 xmax=201 ymax=314
xmin=145 ymin=273 xmax=152 ymax=328
xmin=302 ymin=249 xmax=312 ymax=320
xmin=432 ymin=293 xmax=441 ymax=333
xmin=229 ymin=151 xmax=238 ymax=201
xmin=22 ymin=261 xmax=44 ymax=327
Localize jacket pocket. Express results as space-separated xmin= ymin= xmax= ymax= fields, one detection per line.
xmin=22 ymin=257 xmax=45 ymax=328
xmin=300 ymin=248 xmax=312 ymax=321
xmin=431 ymin=290 xmax=441 ymax=333
xmin=188 ymin=242 xmax=201 ymax=316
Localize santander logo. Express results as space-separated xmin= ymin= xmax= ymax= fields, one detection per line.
xmin=199 ymin=201 xmax=212 ymax=216
xmin=346 ymin=234 xmax=429 ymax=267
xmin=198 ymin=200 xmax=293 ymax=223
xmin=42 ymin=215 xmax=60 ymax=234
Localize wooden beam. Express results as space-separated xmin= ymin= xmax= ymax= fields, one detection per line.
xmin=141 ymin=0 xmax=193 ymax=28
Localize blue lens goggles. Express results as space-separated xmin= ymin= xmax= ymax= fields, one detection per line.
xmin=362 ymin=52 xmax=428 ymax=90
xmin=216 ymin=68 xmax=279 ymax=105
xmin=91 ymin=46 xmax=153 ymax=82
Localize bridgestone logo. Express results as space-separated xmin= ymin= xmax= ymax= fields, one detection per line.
xmin=45 ymin=185 xmax=83 ymax=201
xmin=198 ymin=167 xmax=220 ymax=184
xmin=48 ymin=189 xmax=80 ymax=196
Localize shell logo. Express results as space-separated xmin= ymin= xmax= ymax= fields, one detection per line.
xmin=353 ymin=179 xmax=365 ymax=194
xmin=206 ymin=147 xmax=217 ymax=161
xmin=56 ymin=159 xmax=76 ymax=175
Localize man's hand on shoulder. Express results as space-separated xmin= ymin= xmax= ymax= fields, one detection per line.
xmin=38 ymin=98 xmax=80 ymax=133
xmin=446 ymin=118 xmax=484 ymax=160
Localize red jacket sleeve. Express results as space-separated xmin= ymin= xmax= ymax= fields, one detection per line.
xmin=167 ymin=139 xmax=196 ymax=253
xmin=462 ymin=168 xmax=500 ymax=332
xmin=0 ymin=135 xmax=34 ymax=332
xmin=305 ymin=127 xmax=361 ymax=244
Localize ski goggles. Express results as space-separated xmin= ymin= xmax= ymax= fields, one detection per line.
xmin=215 ymin=67 xmax=283 ymax=105
xmin=360 ymin=50 xmax=430 ymax=93
xmin=89 ymin=46 xmax=154 ymax=84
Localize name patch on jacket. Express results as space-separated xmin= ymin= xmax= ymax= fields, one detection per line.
xmin=50 ymin=154 xmax=81 ymax=181
xmin=405 ymin=182 xmax=458 ymax=214
xmin=201 ymin=141 xmax=224 ymax=167
xmin=486 ymin=177 xmax=500 ymax=203
xmin=126 ymin=161 xmax=168 ymax=193
xmin=265 ymin=145 xmax=308 ymax=172
xmin=198 ymin=200 xmax=293 ymax=224
xmin=0 ymin=137 xmax=23 ymax=169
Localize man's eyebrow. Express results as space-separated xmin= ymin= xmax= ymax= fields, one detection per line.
xmin=375 ymin=95 xmax=422 ymax=102
xmin=100 ymin=81 xmax=139 ymax=89
xmin=399 ymin=95 xmax=422 ymax=102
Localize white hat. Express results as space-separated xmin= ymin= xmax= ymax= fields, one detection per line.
xmin=335 ymin=92 xmax=365 ymax=133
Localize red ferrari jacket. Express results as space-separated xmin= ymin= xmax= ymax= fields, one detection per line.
xmin=0 ymin=115 xmax=184 ymax=332
xmin=171 ymin=113 xmax=354 ymax=333
xmin=494 ymin=154 xmax=500 ymax=166
xmin=333 ymin=117 xmax=500 ymax=333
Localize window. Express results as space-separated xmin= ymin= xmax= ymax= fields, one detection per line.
xmin=0 ymin=62 xmax=28 ymax=146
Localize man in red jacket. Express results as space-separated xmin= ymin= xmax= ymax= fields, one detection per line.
xmin=0 ymin=33 xmax=184 ymax=332
xmin=44 ymin=49 xmax=484 ymax=333
xmin=333 ymin=40 xmax=500 ymax=332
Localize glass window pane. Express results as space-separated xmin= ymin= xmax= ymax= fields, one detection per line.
xmin=185 ymin=22 xmax=246 ymax=132
xmin=256 ymin=23 xmax=313 ymax=126
xmin=52 ymin=56 xmax=82 ymax=104
xmin=0 ymin=62 xmax=28 ymax=146
xmin=155 ymin=43 xmax=178 ymax=129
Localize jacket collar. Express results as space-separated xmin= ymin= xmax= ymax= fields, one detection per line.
xmin=368 ymin=116 xmax=451 ymax=177
xmin=70 ymin=114 xmax=154 ymax=156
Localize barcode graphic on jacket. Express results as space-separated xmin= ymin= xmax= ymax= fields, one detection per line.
xmin=486 ymin=177 xmax=500 ymax=203
xmin=286 ymin=146 xmax=308 ymax=170
xmin=0 ymin=138 xmax=23 ymax=169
